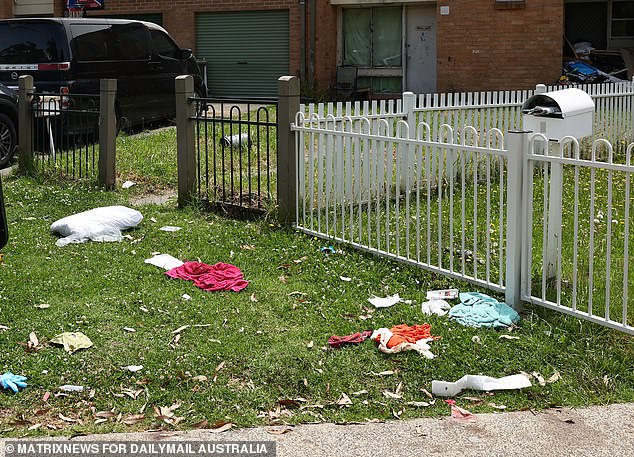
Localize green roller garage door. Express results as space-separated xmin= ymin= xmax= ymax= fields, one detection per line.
xmin=196 ymin=10 xmax=289 ymax=97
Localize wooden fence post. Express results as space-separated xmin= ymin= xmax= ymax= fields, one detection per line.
xmin=176 ymin=75 xmax=196 ymax=207
xmin=277 ymin=76 xmax=300 ymax=226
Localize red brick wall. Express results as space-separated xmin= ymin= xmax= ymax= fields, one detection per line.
xmin=436 ymin=0 xmax=563 ymax=91
xmin=1 ymin=2 xmax=13 ymax=18
xmin=313 ymin=1 xmax=338 ymax=91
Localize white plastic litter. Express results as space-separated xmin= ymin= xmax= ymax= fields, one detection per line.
xmin=59 ymin=385 xmax=84 ymax=392
xmin=431 ymin=374 xmax=532 ymax=397
xmin=368 ymin=294 xmax=401 ymax=308
xmin=144 ymin=253 xmax=184 ymax=270
xmin=51 ymin=206 xmax=143 ymax=247
xmin=160 ymin=226 xmax=182 ymax=232
xmin=420 ymin=299 xmax=451 ymax=316
xmin=426 ymin=289 xmax=459 ymax=300
xmin=121 ymin=180 xmax=136 ymax=189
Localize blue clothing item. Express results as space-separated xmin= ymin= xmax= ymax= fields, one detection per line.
xmin=448 ymin=292 xmax=520 ymax=329
xmin=0 ymin=372 xmax=27 ymax=393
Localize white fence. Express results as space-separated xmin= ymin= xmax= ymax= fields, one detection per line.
xmin=292 ymin=110 xmax=634 ymax=335
xmin=300 ymin=79 xmax=634 ymax=154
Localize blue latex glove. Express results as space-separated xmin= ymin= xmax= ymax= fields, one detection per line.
xmin=0 ymin=372 xmax=27 ymax=393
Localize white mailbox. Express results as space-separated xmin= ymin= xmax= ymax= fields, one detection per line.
xmin=522 ymin=88 xmax=594 ymax=141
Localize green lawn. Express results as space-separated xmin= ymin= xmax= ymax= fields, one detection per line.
xmin=0 ymin=174 xmax=633 ymax=437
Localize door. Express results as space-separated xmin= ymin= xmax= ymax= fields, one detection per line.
xmin=405 ymin=5 xmax=437 ymax=94
xmin=196 ymin=10 xmax=289 ymax=97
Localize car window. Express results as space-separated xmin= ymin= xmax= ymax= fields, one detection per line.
xmin=70 ymin=23 xmax=150 ymax=61
xmin=111 ymin=24 xmax=150 ymax=60
xmin=0 ymin=22 xmax=67 ymax=64
xmin=70 ymin=24 xmax=112 ymax=61
xmin=150 ymin=30 xmax=180 ymax=59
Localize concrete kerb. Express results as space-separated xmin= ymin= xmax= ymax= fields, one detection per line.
xmin=1 ymin=403 xmax=632 ymax=457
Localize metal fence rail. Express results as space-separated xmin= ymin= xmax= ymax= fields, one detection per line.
xmin=192 ymin=97 xmax=277 ymax=214
xmin=294 ymin=111 xmax=509 ymax=293
xmin=30 ymin=92 xmax=100 ymax=180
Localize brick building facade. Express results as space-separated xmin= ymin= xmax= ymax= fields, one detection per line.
xmin=3 ymin=1 xmax=571 ymax=95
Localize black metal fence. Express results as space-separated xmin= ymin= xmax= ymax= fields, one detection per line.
xmin=192 ymin=97 xmax=277 ymax=214
xmin=30 ymin=92 xmax=101 ymax=180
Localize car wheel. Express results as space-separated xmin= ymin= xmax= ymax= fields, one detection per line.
xmin=0 ymin=113 xmax=17 ymax=169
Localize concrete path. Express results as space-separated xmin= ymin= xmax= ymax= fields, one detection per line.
xmin=2 ymin=403 xmax=633 ymax=457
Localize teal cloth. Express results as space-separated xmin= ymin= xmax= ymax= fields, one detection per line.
xmin=448 ymin=292 xmax=520 ymax=329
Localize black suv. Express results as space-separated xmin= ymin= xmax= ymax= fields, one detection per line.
xmin=0 ymin=82 xmax=17 ymax=168
xmin=0 ymin=18 xmax=207 ymax=131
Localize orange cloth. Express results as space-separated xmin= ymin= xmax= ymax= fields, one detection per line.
xmin=379 ymin=324 xmax=439 ymax=349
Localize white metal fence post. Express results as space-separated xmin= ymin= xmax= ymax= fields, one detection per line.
xmin=505 ymin=130 xmax=528 ymax=310
xmin=546 ymin=140 xmax=563 ymax=278
xmin=402 ymin=91 xmax=415 ymax=191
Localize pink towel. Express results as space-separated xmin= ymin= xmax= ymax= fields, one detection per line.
xmin=166 ymin=261 xmax=249 ymax=292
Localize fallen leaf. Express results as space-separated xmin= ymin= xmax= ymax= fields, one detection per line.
xmin=0 ymin=325 xmax=9 ymax=331
xmin=209 ymin=421 xmax=233 ymax=433
xmin=192 ymin=419 xmax=208 ymax=429
xmin=267 ymin=426 xmax=293 ymax=435
xmin=95 ymin=411 xmax=116 ymax=418
xmin=563 ymin=419 xmax=575 ymax=424
xmin=420 ymin=388 xmax=433 ymax=398
xmin=278 ymin=399 xmax=300 ymax=408
xmin=532 ymin=371 xmax=546 ymax=387
xmin=123 ymin=327 xmax=137 ymax=333
xmin=94 ymin=418 xmax=108 ymax=425
xmin=340 ymin=276 xmax=352 ymax=282
xmin=35 ymin=304 xmax=50 ymax=309
xmin=27 ymin=423 xmax=42 ymax=431
xmin=171 ymin=325 xmax=190 ymax=334
xmin=122 ymin=388 xmax=144 ymax=400
xmin=240 ymin=245 xmax=256 ymax=251
xmin=488 ymin=402 xmax=507 ymax=410
xmin=547 ymin=372 xmax=561 ymax=384
xmin=122 ymin=414 xmax=146 ymax=425
xmin=59 ymin=414 xmax=77 ymax=423
xmin=383 ymin=390 xmax=403 ymax=399
xmin=406 ymin=401 xmax=432 ymax=407
xmin=278 ymin=276 xmax=288 ymax=284
xmin=250 ymin=294 xmax=258 ymax=302
xmin=192 ymin=375 xmax=208 ymax=382
xmin=306 ymin=341 xmax=314 ymax=348
xmin=337 ymin=393 xmax=353 ymax=406
xmin=42 ymin=392 xmax=50 ymax=402
xmin=352 ymin=390 xmax=368 ymax=396
xmin=471 ymin=335 xmax=482 ymax=344
xmin=499 ymin=335 xmax=520 ymax=340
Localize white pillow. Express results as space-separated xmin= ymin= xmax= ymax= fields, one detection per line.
xmin=51 ymin=205 xmax=143 ymax=247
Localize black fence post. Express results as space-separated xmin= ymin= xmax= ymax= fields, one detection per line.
xmin=98 ymin=78 xmax=117 ymax=189
xmin=18 ymin=75 xmax=34 ymax=174
xmin=277 ymin=76 xmax=300 ymax=226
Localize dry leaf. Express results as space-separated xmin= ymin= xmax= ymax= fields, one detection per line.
xmin=27 ymin=423 xmax=42 ymax=431
xmin=123 ymin=327 xmax=137 ymax=333
xmin=42 ymin=392 xmax=50 ymax=402
xmin=547 ymin=372 xmax=561 ymax=384
xmin=337 ymin=393 xmax=353 ymax=406
xmin=0 ymin=325 xmax=9 ymax=331
xmin=488 ymin=402 xmax=507 ymax=410
xmin=95 ymin=411 xmax=116 ymax=418
xmin=278 ymin=276 xmax=288 ymax=284
xmin=35 ymin=304 xmax=50 ymax=309
xmin=352 ymin=390 xmax=368 ymax=396
xmin=122 ymin=388 xmax=144 ymax=400
xmin=395 ymin=382 xmax=403 ymax=395
xmin=192 ymin=375 xmax=208 ymax=382
xmin=250 ymin=294 xmax=258 ymax=302
xmin=240 ymin=245 xmax=256 ymax=250
xmin=172 ymin=325 xmax=190 ymax=334
xmin=94 ymin=418 xmax=108 ymax=425
xmin=383 ymin=390 xmax=403 ymax=399
xmin=122 ymin=414 xmax=146 ymax=425
xmin=267 ymin=426 xmax=293 ymax=435
xmin=532 ymin=371 xmax=546 ymax=387
xmin=499 ymin=335 xmax=520 ymax=340
xmin=420 ymin=388 xmax=433 ymax=398
xmin=406 ymin=401 xmax=432 ymax=407
xmin=59 ymin=414 xmax=77 ymax=423
xmin=306 ymin=341 xmax=314 ymax=348
xmin=192 ymin=419 xmax=208 ymax=429
xmin=209 ymin=422 xmax=233 ymax=433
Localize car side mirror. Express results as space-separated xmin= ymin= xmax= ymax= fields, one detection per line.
xmin=179 ymin=49 xmax=193 ymax=60
xmin=0 ymin=176 xmax=7 ymax=249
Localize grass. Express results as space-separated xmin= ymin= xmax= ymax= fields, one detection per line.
xmin=0 ymin=174 xmax=633 ymax=438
